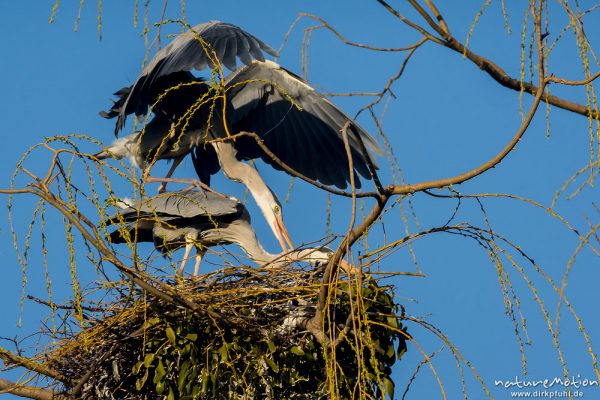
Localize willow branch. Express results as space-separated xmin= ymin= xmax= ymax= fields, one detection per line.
xmin=5 ymin=186 xmax=204 ymax=315
xmin=406 ymin=0 xmax=447 ymax=37
xmin=548 ymin=70 xmax=600 ymax=86
xmin=356 ymin=37 xmax=426 ymax=116
xmin=375 ymin=0 xmax=445 ymax=44
xmin=390 ymin=80 xmax=547 ymax=195
xmin=439 ymin=13 xmax=598 ymax=119
xmin=308 ymin=192 xmax=391 ymax=345
xmin=298 ymin=13 xmax=428 ymax=52
xmin=376 ymin=0 xmax=599 ymax=119
xmin=352 ymin=120 xmax=385 ymax=194
xmin=0 ymin=347 xmax=65 ymax=383
xmin=26 ymin=295 xmax=104 ymax=313
xmin=0 ymin=379 xmax=54 ymax=400
xmin=423 ymin=0 xmax=450 ymax=33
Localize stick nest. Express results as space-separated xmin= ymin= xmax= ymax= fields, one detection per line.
xmin=44 ymin=264 xmax=408 ymax=400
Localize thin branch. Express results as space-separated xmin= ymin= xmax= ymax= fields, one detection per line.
xmin=8 ymin=187 xmax=202 ymax=314
xmin=406 ymin=0 xmax=447 ymax=38
xmin=308 ymin=192 xmax=391 ymax=344
xmin=352 ymin=120 xmax=385 ymax=194
xmin=156 ymin=0 xmax=169 ymax=49
xmin=376 ymin=0 xmax=600 ymax=119
xmin=0 ymin=379 xmax=54 ymax=400
xmin=26 ymin=295 xmax=104 ymax=313
xmin=440 ymin=19 xmax=598 ymax=119
xmin=356 ymin=38 xmax=426 ymax=117
xmin=297 ymin=13 xmax=428 ymax=52
xmin=548 ymin=70 xmax=600 ymax=86
xmin=0 ymin=346 xmax=65 ymax=382
xmin=376 ymin=0 xmax=445 ymax=45
xmin=390 ymin=80 xmax=547 ymax=195
xmin=423 ymin=0 xmax=450 ymax=34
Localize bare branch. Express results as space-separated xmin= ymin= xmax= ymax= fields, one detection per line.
xmin=439 ymin=20 xmax=599 ymax=120
xmin=406 ymin=0 xmax=447 ymax=37
xmin=0 ymin=346 xmax=66 ymax=382
xmin=0 ymin=379 xmax=55 ymax=400
xmin=297 ymin=13 xmax=428 ymax=52
xmin=423 ymin=0 xmax=450 ymax=34
xmin=376 ymin=0 xmax=599 ymax=119
xmin=376 ymin=0 xmax=445 ymax=44
xmin=356 ymin=38 xmax=426 ymax=116
xmin=390 ymin=79 xmax=547 ymax=195
xmin=548 ymin=70 xmax=600 ymax=86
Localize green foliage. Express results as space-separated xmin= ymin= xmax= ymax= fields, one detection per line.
xmin=128 ymin=280 xmax=406 ymax=399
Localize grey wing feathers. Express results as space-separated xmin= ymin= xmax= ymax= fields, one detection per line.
xmin=224 ymin=61 xmax=382 ymax=189
xmin=112 ymin=21 xmax=277 ymax=134
xmin=140 ymin=191 xmax=242 ymax=219
xmin=143 ymin=21 xmax=277 ymax=81
xmin=106 ymin=191 xmax=242 ymax=224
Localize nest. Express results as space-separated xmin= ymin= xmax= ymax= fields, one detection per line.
xmin=45 ymin=264 xmax=407 ymax=400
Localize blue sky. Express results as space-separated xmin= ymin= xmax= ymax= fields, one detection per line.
xmin=0 ymin=1 xmax=599 ymax=399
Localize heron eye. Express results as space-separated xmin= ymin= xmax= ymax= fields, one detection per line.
xmin=273 ymin=205 xmax=280 ymax=213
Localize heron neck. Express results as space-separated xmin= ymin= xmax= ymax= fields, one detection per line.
xmin=211 ymin=142 xmax=282 ymax=244
xmin=234 ymin=233 xmax=329 ymax=268
xmin=230 ymin=220 xmax=276 ymax=264
xmin=242 ymin=170 xmax=282 ymax=244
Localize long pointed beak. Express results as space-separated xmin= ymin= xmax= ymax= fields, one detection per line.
xmin=94 ymin=150 xmax=110 ymax=160
xmin=275 ymin=213 xmax=293 ymax=251
xmin=339 ymin=260 xmax=362 ymax=276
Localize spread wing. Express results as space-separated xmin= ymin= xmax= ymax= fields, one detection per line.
xmin=110 ymin=21 xmax=277 ymax=135
xmin=222 ymin=61 xmax=382 ymax=189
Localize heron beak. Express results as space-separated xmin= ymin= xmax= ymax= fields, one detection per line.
xmin=275 ymin=213 xmax=294 ymax=251
xmin=94 ymin=150 xmax=109 ymax=160
xmin=339 ymin=259 xmax=361 ymax=276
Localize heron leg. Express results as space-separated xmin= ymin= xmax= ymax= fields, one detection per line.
xmin=156 ymin=155 xmax=184 ymax=193
xmin=193 ymin=247 xmax=207 ymax=276
xmin=177 ymin=234 xmax=197 ymax=275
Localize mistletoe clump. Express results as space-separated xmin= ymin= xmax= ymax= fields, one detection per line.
xmin=46 ymin=265 xmax=408 ymax=399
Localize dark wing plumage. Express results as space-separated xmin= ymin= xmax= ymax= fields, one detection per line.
xmin=99 ymin=86 xmax=131 ymax=119
xmin=191 ymin=144 xmax=221 ymax=186
xmin=109 ymin=21 xmax=277 ymax=135
xmin=108 ymin=71 xmax=199 ymax=134
xmin=221 ymin=61 xmax=382 ymax=189
xmin=143 ymin=21 xmax=277 ymax=76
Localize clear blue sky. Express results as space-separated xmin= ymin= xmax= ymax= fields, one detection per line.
xmin=1 ymin=2 xmax=598 ymax=399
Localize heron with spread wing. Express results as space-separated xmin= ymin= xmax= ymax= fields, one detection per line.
xmin=97 ymin=20 xmax=381 ymax=253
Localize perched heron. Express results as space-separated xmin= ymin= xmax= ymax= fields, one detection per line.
xmin=98 ymin=20 xmax=381 ymax=252
xmin=105 ymin=189 xmax=354 ymax=276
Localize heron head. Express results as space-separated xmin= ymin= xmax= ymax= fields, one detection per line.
xmin=250 ymin=182 xmax=293 ymax=252
xmin=270 ymin=201 xmax=293 ymax=251
xmin=295 ymin=246 xmax=361 ymax=275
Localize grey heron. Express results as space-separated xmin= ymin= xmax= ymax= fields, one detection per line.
xmin=98 ymin=20 xmax=381 ymax=252
xmin=105 ymin=189 xmax=354 ymax=276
